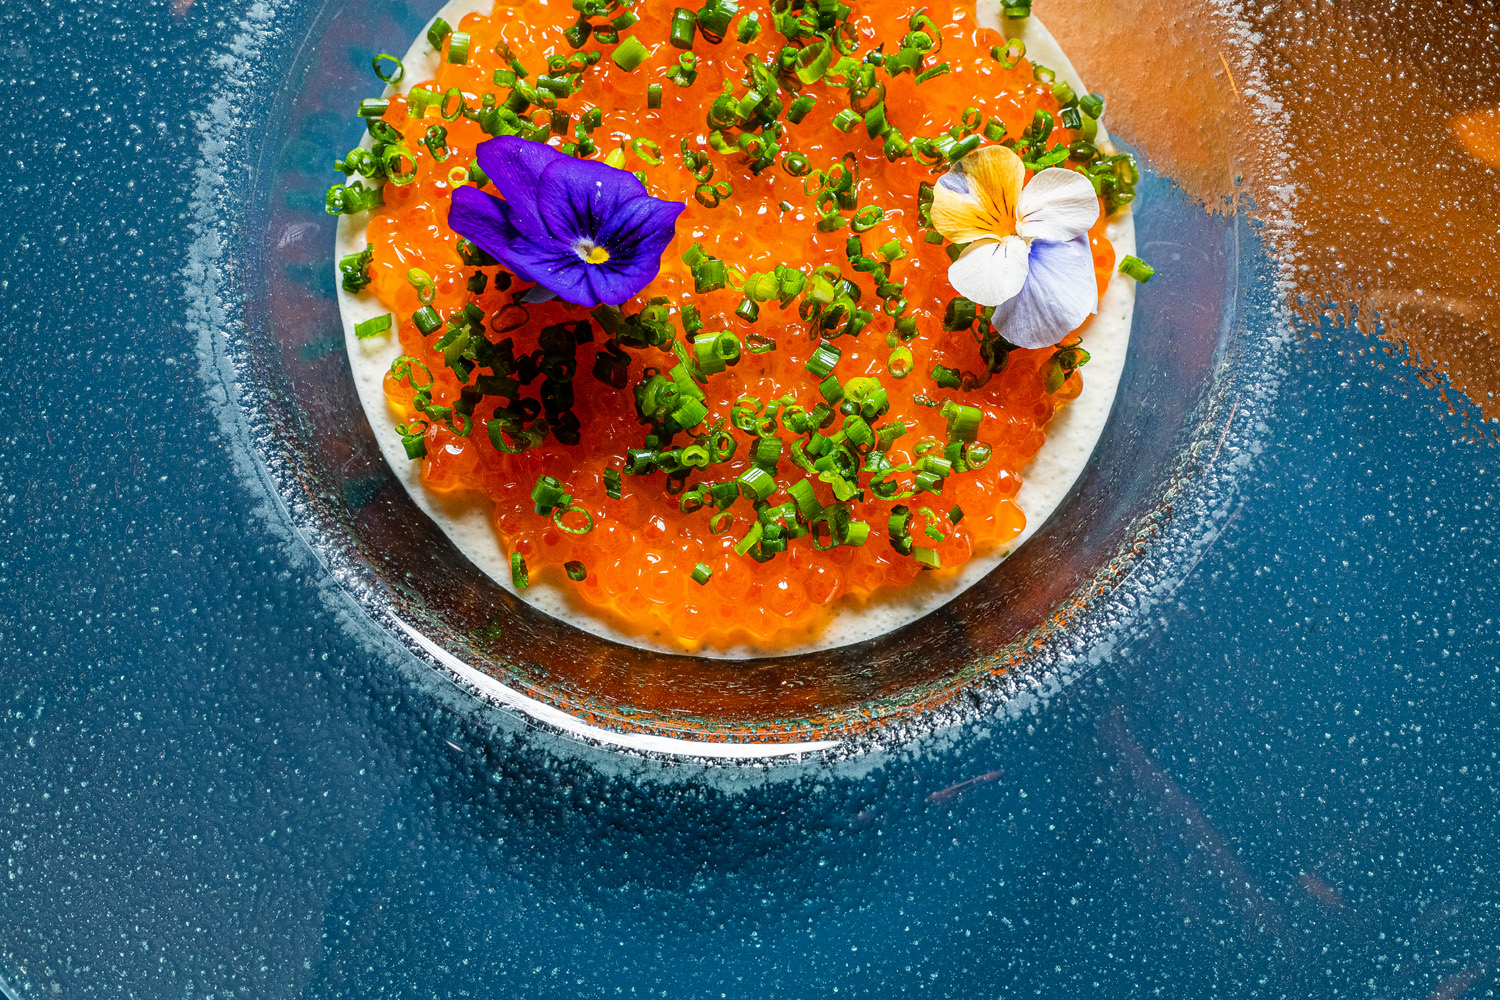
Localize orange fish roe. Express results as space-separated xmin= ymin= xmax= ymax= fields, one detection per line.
xmin=352 ymin=0 xmax=1119 ymax=650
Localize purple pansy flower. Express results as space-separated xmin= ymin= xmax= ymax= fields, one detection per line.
xmin=448 ymin=135 xmax=686 ymax=308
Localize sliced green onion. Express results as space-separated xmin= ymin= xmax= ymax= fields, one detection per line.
xmin=929 ymin=363 xmax=962 ymax=389
xmin=565 ymin=561 xmax=588 ymax=581
xmin=963 ymin=441 xmax=992 ymax=469
xmin=709 ymin=511 xmax=734 ymax=535
xmin=733 ymin=522 xmax=763 ymax=556
xmin=648 ymin=83 xmax=664 ymax=108
xmin=355 ymin=313 xmax=392 ymax=340
xmin=510 ymin=551 xmax=530 ymax=589
xmin=562 ymin=16 xmax=592 ymax=48
xmin=412 ymin=306 xmax=442 ymax=334
xmin=358 ymin=98 xmax=389 ymax=118
xmin=603 ymin=467 xmax=623 ymax=499
xmin=736 ymin=466 xmax=776 ymax=501
xmin=690 ymin=562 xmax=713 ymax=585
xmin=630 ymin=137 xmax=663 ymax=165
xmin=670 ymin=7 xmax=698 ymax=48
xmin=819 ymin=374 xmax=844 ymax=405
xmin=786 ymin=94 xmax=816 ymax=124
xmin=914 ymin=62 xmax=951 ymax=85
xmin=612 ymin=35 xmax=651 ymax=72
xmin=914 ymin=547 xmax=941 ymax=569
xmin=553 ymin=505 xmax=595 ymax=534
xmin=943 ymin=296 xmax=977 ymax=331
xmin=1119 ymin=255 xmax=1155 ymax=282
xmin=406 ymin=267 xmax=436 ymax=305
xmin=851 ymin=206 xmax=885 ymax=233
xmin=805 ymin=341 xmax=841 ymax=379
xmin=948 ymin=506 xmax=964 ymax=524
xmin=737 ymin=13 xmax=761 ymax=42
xmin=888 ymin=346 xmax=913 ymax=378
xmin=448 ymin=32 xmax=471 ymax=64
xmin=426 ymin=16 xmax=451 ymax=49
xmin=943 ymin=401 xmax=983 ymax=442
xmin=372 ymin=53 xmax=405 ymax=83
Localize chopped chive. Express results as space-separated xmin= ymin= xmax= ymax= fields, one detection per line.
xmin=914 ymin=62 xmax=951 ymax=85
xmin=805 ymin=341 xmax=841 ymax=379
xmin=733 ymin=522 xmax=763 ymax=556
xmin=372 ymin=53 xmax=405 ymax=84
xmin=832 ymin=109 xmax=860 ymax=133
xmin=412 ymin=306 xmax=442 ymax=334
xmin=709 ymin=511 xmax=734 ymax=535
xmin=603 ymin=467 xmax=623 ymax=499
xmin=612 ymin=35 xmax=651 ymax=72
xmin=447 ymin=32 xmax=471 ymax=64
xmin=1119 ymin=255 xmax=1155 ymax=282
xmin=948 ymin=505 xmax=964 ymax=524
xmin=737 ymin=13 xmax=761 ymax=42
xmin=943 ymin=401 xmax=983 ymax=442
xmin=818 ymin=374 xmax=844 ymax=405
xmin=426 ymin=16 xmax=451 ymax=49
xmin=670 ymin=7 xmax=698 ymax=48
xmin=357 ymin=98 xmax=389 ymax=118
xmin=851 ymin=206 xmax=885 ymax=233
xmin=562 ymin=16 xmax=592 ymax=48
xmin=736 ymin=466 xmax=776 ymax=501
xmin=991 ymin=37 xmax=1026 ymax=70
xmin=565 ymin=561 xmax=588 ymax=581
xmin=690 ymin=562 xmax=713 ymax=585
xmin=648 ymin=83 xmax=663 ymax=108
xmin=553 ymin=505 xmax=595 ymax=534
xmin=510 ymin=551 xmax=530 ymax=589
xmin=929 ymin=363 xmax=962 ymax=389
xmin=786 ymin=94 xmax=816 ymax=124
xmin=355 ymin=313 xmax=392 ymax=339
xmin=914 ymin=547 xmax=941 ymax=569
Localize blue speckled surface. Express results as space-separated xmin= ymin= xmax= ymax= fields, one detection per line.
xmin=2 ymin=0 xmax=1497 ymax=997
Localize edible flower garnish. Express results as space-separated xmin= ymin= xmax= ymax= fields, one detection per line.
xmin=449 ymin=135 xmax=685 ymax=308
xmin=930 ymin=145 xmax=1101 ymax=349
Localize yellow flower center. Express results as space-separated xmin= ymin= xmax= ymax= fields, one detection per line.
xmin=575 ymin=241 xmax=611 ymax=265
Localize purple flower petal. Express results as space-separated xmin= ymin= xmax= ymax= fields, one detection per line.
xmin=530 ymin=257 xmax=599 ymax=307
xmin=448 ymin=185 xmax=542 ymax=284
xmin=989 ymin=235 xmax=1098 ymax=349
xmin=597 ymin=195 xmax=685 ymax=263
xmin=585 ymin=258 xmax=661 ymax=306
xmin=474 ymin=135 xmax=564 ymax=236
xmin=536 ymin=156 xmax=649 ymax=245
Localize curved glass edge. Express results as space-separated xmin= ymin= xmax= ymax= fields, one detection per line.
xmin=202 ymin=0 xmax=1287 ymax=753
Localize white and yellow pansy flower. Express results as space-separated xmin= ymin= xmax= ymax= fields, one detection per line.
xmin=930 ymin=145 xmax=1102 ymax=349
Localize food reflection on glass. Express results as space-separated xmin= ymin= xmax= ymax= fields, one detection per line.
xmin=328 ymin=0 xmax=1151 ymax=655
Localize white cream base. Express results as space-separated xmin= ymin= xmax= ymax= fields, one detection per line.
xmin=336 ymin=0 xmax=1136 ymax=659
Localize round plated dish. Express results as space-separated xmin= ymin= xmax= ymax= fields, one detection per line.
xmin=332 ymin=0 xmax=1140 ymax=658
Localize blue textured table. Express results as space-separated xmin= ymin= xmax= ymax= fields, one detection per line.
xmin=2 ymin=0 xmax=1496 ymax=996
